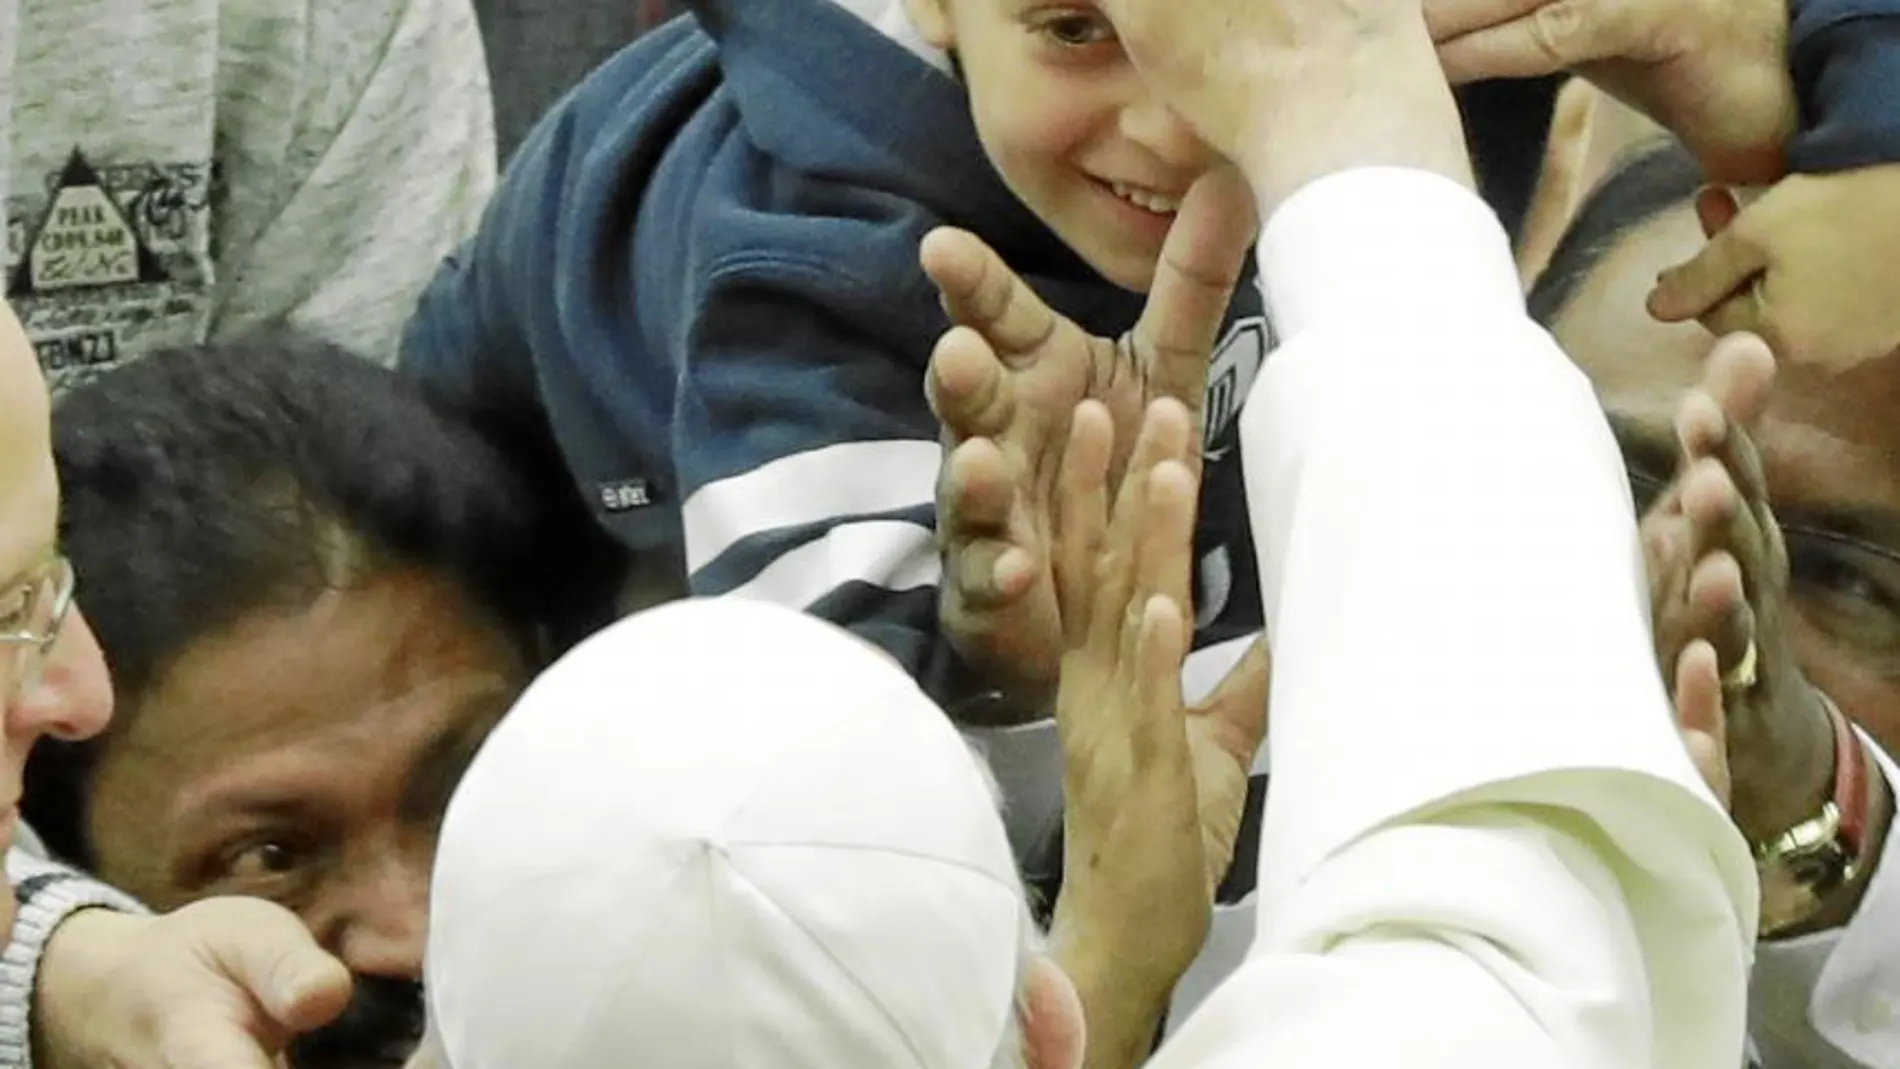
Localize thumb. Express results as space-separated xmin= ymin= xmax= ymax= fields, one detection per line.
xmin=1435 ymin=0 xmax=1633 ymax=83
xmin=1648 ymin=218 xmax=1768 ymax=324
xmin=1192 ymin=637 xmax=1271 ymax=760
xmin=193 ymin=898 xmax=352 ymax=1034
xmin=1133 ymin=166 xmax=1256 ymax=416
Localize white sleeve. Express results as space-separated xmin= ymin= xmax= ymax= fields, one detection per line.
xmin=207 ymin=0 xmax=496 ymax=365
xmin=1750 ymin=734 xmax=1900 ymax=1068
xmin=1149 ymin=169 xmax=1759 ymax=1069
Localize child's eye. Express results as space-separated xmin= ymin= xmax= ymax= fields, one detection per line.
xmin=1037 ymin=12 xmax=1116 ymax=48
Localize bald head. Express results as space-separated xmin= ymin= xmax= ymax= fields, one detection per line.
xmin=0 ymin=301 xmax=56 ymax=586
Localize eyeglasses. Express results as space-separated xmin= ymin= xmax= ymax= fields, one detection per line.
xmin=1627 ymin=467 xmax=1900 ymax=675
xmin=0 ymin=555 xmax=76 ymax=697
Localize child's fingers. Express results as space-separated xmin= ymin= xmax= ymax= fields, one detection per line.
xmin=938 ymin=438 xmax=1014 ymax=542
xmin=928 ymin=326 xmax=1014 ymax=440
xmin=920 ymin=226 xmax=1072 ymax=368
xmin=946 ymin=537 xmax=1038 ymax=613
xmin=1130 ymin=168 xmax=1257 ymax=416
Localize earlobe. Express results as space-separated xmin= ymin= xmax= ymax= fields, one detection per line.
xmin=1021 ymin=955 xmax=1086 ymax=1069
xmin=900 ymin=0 xmax=955 ymax=49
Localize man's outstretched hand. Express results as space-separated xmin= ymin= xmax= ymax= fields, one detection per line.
xmin=37 ymin=898 xmax=351 ymax=1069
xmin=1427 ymin=0 xmax=1794 ymax=184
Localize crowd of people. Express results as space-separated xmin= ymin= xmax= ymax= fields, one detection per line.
xmin=2 ymin=0 xmax=1898 ymax=1066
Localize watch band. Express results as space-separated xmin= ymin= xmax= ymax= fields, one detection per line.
xmin=1755 ymin=694 xmax=1871 ymax=937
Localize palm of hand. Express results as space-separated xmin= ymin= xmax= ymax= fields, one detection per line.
xmin=950 ymin=329 xmax=1193 ymax=691
xmin=1185 ymin=704 xmax=1260 ymax=897
xmin=1057 ymin=668 xmax=1217 ymax=972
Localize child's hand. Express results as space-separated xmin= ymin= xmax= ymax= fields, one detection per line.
xmin=1650 ymin=166 xmax=1900 ymax=373
xmin=923 ymin=174 xmax=1252 ymax=709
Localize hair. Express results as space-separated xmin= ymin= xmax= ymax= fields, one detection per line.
xmin=1526 ymin=138 xmax=1704 ymax=327
xmin=24 ymin=334 xmax=603 ymax=866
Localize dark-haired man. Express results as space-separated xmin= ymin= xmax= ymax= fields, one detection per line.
xmin=0 ymin=296 xmax=355 ymax=1069
xmin=22 ymin=335 xmax=612 ymax=1069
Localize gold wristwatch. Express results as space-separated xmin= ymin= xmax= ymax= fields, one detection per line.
xmin=1755 ymin=695 xmax=1874 ymax=939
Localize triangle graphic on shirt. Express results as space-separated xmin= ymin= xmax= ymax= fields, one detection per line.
xmin=8 ymin=148 xmax=168 ymax=297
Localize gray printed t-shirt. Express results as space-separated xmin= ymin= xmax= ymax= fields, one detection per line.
xmin=0 ymin=0 xmax=497 ymax=385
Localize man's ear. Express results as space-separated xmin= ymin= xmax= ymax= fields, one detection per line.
xmin=1021 ymin=955 xmax=1086 ymax=1069
xmin=901 ymin=0 xmax=955 ymax=49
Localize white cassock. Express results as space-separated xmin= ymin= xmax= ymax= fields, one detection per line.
xmin=1148 ymin=168 xmax=1760 ymax=1069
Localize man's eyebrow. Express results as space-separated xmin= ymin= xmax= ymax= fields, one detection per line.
xmin=400 ymin=689 xmax=512 ymax=820
xmin=1780 ymin=501 xmax=1900 ymax=558
xmin=1603 ymin=412 xmax=1900 ymax=556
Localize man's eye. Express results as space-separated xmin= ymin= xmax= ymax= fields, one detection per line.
xmin=1038 ymin=13 xmax=1115 ymax=47
xmin=1787 ymin=534 xmax=1900 ymax=662
xmin=226 ymin=840 xmax=304 ymax=880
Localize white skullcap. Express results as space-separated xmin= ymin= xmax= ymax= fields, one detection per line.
xmin=424 ymin=598 xmax=1026 ymax=1069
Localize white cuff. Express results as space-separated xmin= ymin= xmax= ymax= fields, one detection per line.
xmin=1256 ymin=168 xmax=1522 ymax=342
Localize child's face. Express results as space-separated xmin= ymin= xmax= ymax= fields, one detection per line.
xmin=905 ymin=0 xmax=1219 ymax=293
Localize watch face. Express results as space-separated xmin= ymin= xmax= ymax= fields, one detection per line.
xmin=1788 ymin=840 xmax=1856 ymax=897
xmin=1758 ymin=841 xmax=1853 ymax=938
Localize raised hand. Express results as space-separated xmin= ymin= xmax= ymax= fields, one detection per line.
xmin=1090 ymin=0 xmax=1473 ymax=214
xmin=37 ymin=897 xmax=352 ymax=1069
xmin=1637 ymin=335 xmax=1836 ymax=846
xmin=1427 ymin=0 xmax=1795 ymax=184
xmin=925 ymin=171 xmax=1253 ymax=705
xmin=1041 ymin=396 xmax=1267 ymax=1069
xmin=1049 ymin=395 xmax=1268 ymax=968
xmin=1650 ymin=168 xmax=1900 ymax=372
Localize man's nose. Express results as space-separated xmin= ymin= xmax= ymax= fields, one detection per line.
xmin=8 ymin=607 xmax=114 ymax=744
xmin=330 ymin=847 xmax=431 ymax=980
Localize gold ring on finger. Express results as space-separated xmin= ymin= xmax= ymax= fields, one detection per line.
xmin=1721 ymin=638 xmax=1759 ymax=693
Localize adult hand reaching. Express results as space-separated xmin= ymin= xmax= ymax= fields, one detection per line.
xmin=36 ymin=897 xmax=351 ymax=1069
xmin=1427 ymin=0 xmax=1795 ymax=184
xmin=1089 ymin=0 xmax=1473 ymax=216
xmin=1046 ymin=397 xmax=1268 ymax=1069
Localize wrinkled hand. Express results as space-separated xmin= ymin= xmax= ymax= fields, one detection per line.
xmin=36 ymin=898 xmax=351 ymax=1069
xmin=1048 ymin=397 xmax=1269 ymax=986
xmin=1638 ymin=334 xmax=1835 ymax=844
xmin=1650 ymin=167 xmax=1900 ymax=372
xmin=924 ymin=172 xmax=1253 ymax=702
xmin=1094 ymin=0 xmax=1470 ymax=211
xmin=1427 ymin=0 xmax=1794 ymax=184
